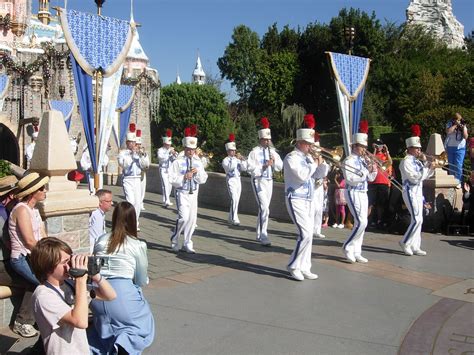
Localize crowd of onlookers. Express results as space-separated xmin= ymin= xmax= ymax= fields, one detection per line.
xmin=0 ymin=172 xmax=154 ymax=354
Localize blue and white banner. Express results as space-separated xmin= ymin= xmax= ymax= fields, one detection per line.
xmin=0 ymin=74 xmax=10 ymax=111
xmin=327 ymin=52 xmax=370 ymax=155
xmin=49 ymin=100 xmax=74 ymax=131
xmin=113 ymin=84 xmax=135 ymax=147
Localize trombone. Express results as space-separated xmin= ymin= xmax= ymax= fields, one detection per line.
xmin=311 ymin=144 xmax=364 ymax=177
xmin=363 ymin=151 xmax=403 ymax=192
xmin=420 ymin=151 xmax=471 ymax=179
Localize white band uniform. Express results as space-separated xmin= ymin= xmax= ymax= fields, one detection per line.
xmin=222 ymin=156 xmax=248 ymax=225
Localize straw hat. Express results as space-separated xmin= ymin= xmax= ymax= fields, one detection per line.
xmin=0 ymin=175 xmax=18 ymax=198
xmin=15 ymin=172 xmax=49 ymax=199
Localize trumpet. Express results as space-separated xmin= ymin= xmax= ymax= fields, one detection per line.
xmin=196 ymin=147 xmax=214 ymax=160
xmin=236 ymin=152 xmax=246 ymax=161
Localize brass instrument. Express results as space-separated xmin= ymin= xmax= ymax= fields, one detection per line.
xmin=364 ymin=151 xmax=391 ymax=171
xmin=196 ymin=147 xmax=214 ymax=160
xmin=236 ymin=152 xmax=246 ymax=161
xmin=318 ymin=146 xmax=343 ymax=162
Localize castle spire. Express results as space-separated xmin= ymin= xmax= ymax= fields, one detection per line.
xmin=192 ymin=50 xmax=206 ymax=85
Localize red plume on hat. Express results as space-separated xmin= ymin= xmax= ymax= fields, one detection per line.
xmin=304 ymin=114 xmax=315 ymax=129
xmin=229 ymin=133 xmax=235 ymax=142
xmin=33 ymin=125 xmax=39 ymax=132
xmin=411 ymin=124 xmax=421 ymax=137
xmin=190 ymin=124 xmax=198 ymax=137
xmin=129 ymin=123 xmax=136 ymax=133
xmin=260 ymin=117 xmax=270 ymax=129
xmin=359 ymin=120 xmax=369 ymax=134
xmin=136 ymin=129 xmax=142 ymax=138
xmin=184 ymin=127 xmax=191 ymax=137
xmin=166 ymin=129 xmax=172 ymax=137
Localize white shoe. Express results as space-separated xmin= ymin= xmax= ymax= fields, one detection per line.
xmin=332 ymin=223 xmax=338 ymax=228
xmin=165 ymin=202 xmax=173 ymax=208
xmin=288 ymin=268 xmax=304 ymax=281
xmin=181 ymin=245 xmax=196 ymax=254
xmin=337 ymin=224 xmax=344 ymax=229
xmin=12 ymin=321 xmax=38 ymax=338
xmin=141 ymin=206 xmax=146 ymax=210
xmin=314 ymin=233 xmax=326 ymax=239
xmin=413 ymin=249 xmax=427 ymax=256
xmin=343 ymin=249 xmax=356 ymax=263
xmin=232 ymin=221 xmax=241 ymax=226
xmin=355 ymin=255 xmax=368 ymax=263
xmin=260 ymin=239 xmax=272 ymax=247
xmin=301 ymin=270 xmax=319 ymax=280
xmin=399 ymin=241 xmax=413 ymax=256
xmin=171 ymin=243 xmax=179 ymax=252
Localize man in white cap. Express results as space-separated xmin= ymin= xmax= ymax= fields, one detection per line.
xmin=157 ymin=129 xmax=177 ymax=207
xmin=135 ymin=129 xmax=149 ymax=211
xmin=222 ymin=133 xmax=247 ymax=226
xmin=25 ymin=125 xmax=39 ymax=168
xmin=118 ymin=123 xmax=150 ymax=229
xmin=247 ymin=117 xmax=283 ymax=246
xmin=341 ymin=120 xmax=377 ymax=263
xmin=169 ymin=125 xmax=208 ymax=253
xmin=399 ymin=125 xmax=435 ymax=256
xmin=310 ymin=122 xmax=330 ymax=239
xmin=284 ymin=115 xmax=319 ymax=281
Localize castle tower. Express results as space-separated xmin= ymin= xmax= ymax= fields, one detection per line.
xmin=176 ymin=67 xmax=182 ymax=84
xmin=38 ymin=0 xmax=51 ymax=25
xmin=192 ymin=52 xmax=206 ymax=85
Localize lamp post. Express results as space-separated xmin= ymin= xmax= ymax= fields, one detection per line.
xmin=344 ymin=26 xmax=356 ymax=55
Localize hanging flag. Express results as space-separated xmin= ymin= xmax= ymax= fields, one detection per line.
xmin=49 ymin=100 xmax=74 ymax=131
xmin=113 ymin=84 xmax=135 ymax=147
xmin=59 ymin=8 xmax=134 ymax=174
xmin=327 ymin=52 xmax=370 ymax=155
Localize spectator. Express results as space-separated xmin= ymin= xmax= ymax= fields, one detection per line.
xmin=445 ymin=113 xmax=468 ymax=184
xmin=0 ymin=175 xmax=38 ymax=338
xmin=89 ymin=201 xmax=155 ymax=354
xmin=368 ymin=139 xmax=393 ymax=228
xmin=89 ymin=189 xmax=113 ymax=253
xmin=469 ymin=137 xmax=474 ymax=171
xmin=9 ymin=172 xmax=49 ymax=286
xmin=321 ymin=178 xmax=329 ymax=228
xmin=333 ymin=170 xmax=346 ymax=229
xmin=462 ymin=171 xmax=474 ymax=231
xmin=30 ymin=238 xmax=116 ymax=354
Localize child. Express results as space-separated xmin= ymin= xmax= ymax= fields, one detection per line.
xmin=30 ymin=238 xmax=116 ymax=353
xmin=322 ymin=178 xmax=329 ymax=228
xmin=333 ymin=170 xmax=346 ymax=229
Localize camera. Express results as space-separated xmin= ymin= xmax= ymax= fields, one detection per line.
xmin=69 ymin=256 xmax=104 ymax=278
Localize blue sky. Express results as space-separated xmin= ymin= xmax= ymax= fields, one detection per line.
xmin=40 ymin=0 xmax=473 ymax=98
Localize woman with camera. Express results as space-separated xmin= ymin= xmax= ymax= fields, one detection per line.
xmin=445 ymin=113 xmax=468 ymax=183
xmin=89 ymin=201 xmax=155 ymax=354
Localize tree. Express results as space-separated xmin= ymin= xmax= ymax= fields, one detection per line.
xmin=156 ymin=83 xmax=233 ymax=153
xmin=217 ymin=25 xmax=263 ymax=104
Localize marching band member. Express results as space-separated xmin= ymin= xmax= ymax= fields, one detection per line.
xmin=118 ymin=124 xmax=150 ymax=229
xmin=399 ymin=125 xmax=435 ymax=256
xmin=169 ymin=125 xmax=208 ymax=253
xmin=247 ymin=117 xmax=283 ymax=246
xmin=341 ymin=120 xmax=377 ymax=263
xmin=311 ymin=122 xmax=330 ymax=239
xmin=135 ymin=130 xmax=149 ymax=211
xmin=222 ymin=133 xmax=248 ymax=226
xmin=284 ymin=115 xmax=319 ymax=281
xmin=25 ymin=126 xmax=38 ymax=168
xmin=157 ymin=129 xmax=177 ymax=207
xmin=80 ymin=145 xmax=109 ymax=195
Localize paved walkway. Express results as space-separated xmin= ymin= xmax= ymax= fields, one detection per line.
xmin=2 ymin=185 xmax=473 ymax=354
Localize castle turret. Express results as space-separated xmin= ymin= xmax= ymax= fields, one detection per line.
xmin=192 ymin=52 xmax=206 ymax=85
xmin=38 ymin=0 xmax=51 ymax=25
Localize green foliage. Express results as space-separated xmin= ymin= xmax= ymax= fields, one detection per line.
xmin=281 ymin=104 xmax=306 ymax=136
xmin=369 ymin=125 xmax=393 ymax=142
xmin=0 ymin=160 xmax=12 ymax=178
xmin=156 ymin=83 xmax=233 ymax=153
xmin=235 ymin=111 xmax=259 ymax=156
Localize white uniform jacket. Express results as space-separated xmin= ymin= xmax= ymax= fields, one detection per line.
xmin=399 ymin=155 xmax=434 ymax=188
xmin=222 ymin=157 xmax=248 ymax=178
xmin=118 ymin=149 xmax=150 ymax=177
xmin=342 ymin=154 xmax=377 ymax=191
xmin=157 ymin=147 xmax=176 ymax=172
xmin=284 ymin=150 xmax=317 ymax=200
xmin=170 ymin=155 xmax=208 ymax=193
xmin=247 ymin=146 xmax=283 ymax=179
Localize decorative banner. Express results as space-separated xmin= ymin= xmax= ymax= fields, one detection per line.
xmin=59 ymin=8 xmax=134 ymax=77
xmin=113 ymin=84 xmax=135 ymax=147
xmin=327 ymin=52 xmax=370 ymax=155
xmin=98 ymin=65 xmax=123 ymax=171
xmin=49 ymin=100 xmax=74 ymax=131
xmin=0 ymin=74 xmax=10 ymax=111
xmin=59 ymin=8 xmax=134 ymax=174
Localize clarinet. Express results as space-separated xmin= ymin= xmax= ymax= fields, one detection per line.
xmin=188 ymin=156 xmax=194 ymax=195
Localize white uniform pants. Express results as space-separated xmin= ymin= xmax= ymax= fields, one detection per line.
xmin=171 ymin=190 xmax=198 ymax=249
xmin=313 ymin=184 xmax=324 ymax=235
xmin=343 ymin=189 xmax=368 ymax=256
xmin=140 ymin=173 xmax=147 ymax=208
xmin=401 ymin=185 xmax=424 ymax=251
xmin=251 ymin=178 xmax=273 ymax=242
xmin=160 ymin=168 xmax=172 ymax=205
xmin=226 ymin=176 xmax=242 ymax=223
xmin=123 ymin=176 xmax=142 ymax=225
xmin=286 ymin=196 xmax=315 ymax=272
xmin=87 ymin=172 xmax=104 ymax=195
